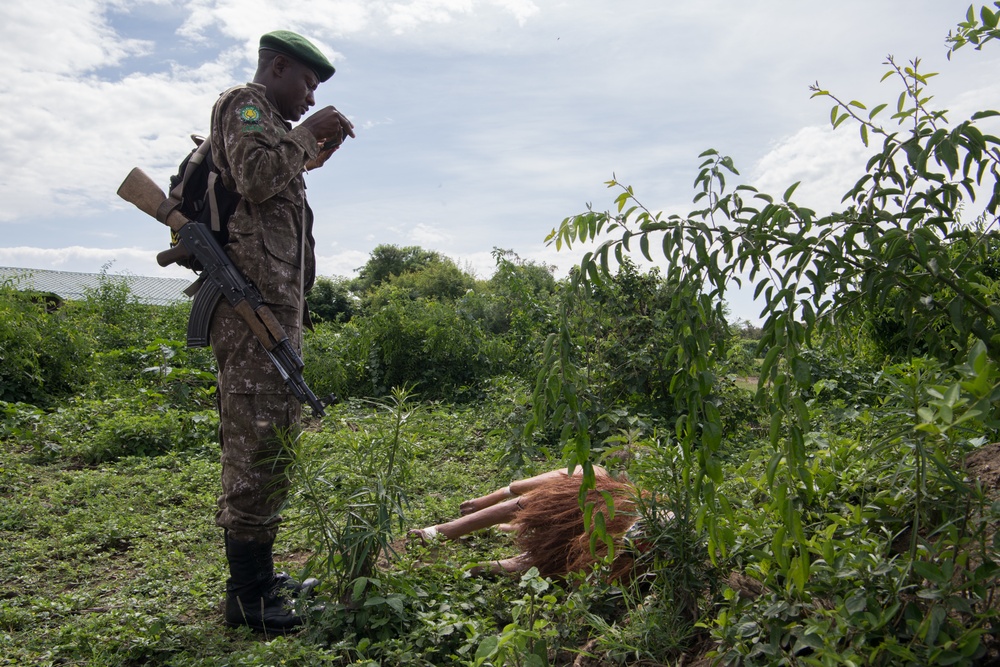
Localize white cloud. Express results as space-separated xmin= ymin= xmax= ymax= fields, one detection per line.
xmin=947 ymin=80 xmax=1000 ymax=127
xmin=175 ymin=0 xmax=539 ymax=48
xmin=383 ymin=0 xmax=475 ymax=33
xmin=316 ymin=247 xmax=370 ymax=277
xmin=0 ymin=61 xmax=237 ymax=222
xmin=750 ymin=125 xmax=871 ymax=215
xmin=0 ymin=0 xmax=553 ymax=226
xmin=379 ymin=0 xmax=539 ymax=33
xmin=177 ymin=0 xmax=364 ymax=61
xmin=0 ymin=0 xmax=151 ymax=75
xmin=0 ymin=0 xmax=242 ymax=223
xmin=407 ymin=222 xmax=453 ymax=245
xmin=491 ymin=0 xmax=540 ymax=25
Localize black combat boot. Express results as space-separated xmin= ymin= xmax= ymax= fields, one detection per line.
xmin=224 ymin=534 xmax=305 ymax=633
xmin=223 ymin=530 xmax=320 ymax=597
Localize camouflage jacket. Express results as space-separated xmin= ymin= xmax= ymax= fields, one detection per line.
xmin=210 ymin=83 xmax=318 ymax=316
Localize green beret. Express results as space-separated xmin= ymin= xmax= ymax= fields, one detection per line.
xmin=259 ymin=30 xmax=336 ymax=82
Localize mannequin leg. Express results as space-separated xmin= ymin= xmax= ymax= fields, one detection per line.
xmin=459 ymin=466 xmax=606 ymax=515
xmin=410 ymin=497 xmax=521 ymax=542
xmin=459 ymin=486 xmax=515 ymax=515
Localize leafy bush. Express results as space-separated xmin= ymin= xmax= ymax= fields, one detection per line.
xmin=356 ymin=285 xmax=501 ymax=399
xmin=0 ymin=269 xmax=204 ymax=408
xmin=386 ymin=258 xmax=477 ymax=301
xmin=0 ymin=283 xmax=92 ymax=406
xmin=77 ymin=409 xmax=217 ymax=463
xmin=302 ymin=321 xmax=355 ymax=403
xmin=708 ymin=348 xmax=1000 ymax=666
xmin=7 ymin=394 xmax=217 ymax=464
xmin=585 ymin=259 xmax=730 ymax=421
xmin=351 ymin=244 xmax=445 ymax=294
xmin=76 ymin=268 xmax=152 ymax=350
xmin=307 ymin=275 xmax=358 ymax=324
xmin=285 ymin=388 xmax=419 ymax=599
xmin=89 ymin=339 xmax=217 ymax=409
xmin=455 ymin=250 xmax=558 ymax=375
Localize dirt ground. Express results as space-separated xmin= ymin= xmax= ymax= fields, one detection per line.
xmin=966 ymin=442 xmax=1000 ymax=498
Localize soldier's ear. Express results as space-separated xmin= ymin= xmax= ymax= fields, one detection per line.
xmin=271 ymin=54 xmax=291 ymax=78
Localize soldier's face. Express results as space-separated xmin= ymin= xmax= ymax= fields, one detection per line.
xmin=274 ymin=57 xmax=319 ymax=122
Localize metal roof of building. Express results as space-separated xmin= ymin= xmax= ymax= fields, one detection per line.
xmin=0 ymin=267 xmax=193 ymax=306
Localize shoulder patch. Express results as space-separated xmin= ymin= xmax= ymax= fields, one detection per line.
xmin=237 ymin=105 xmax=262 ymax=124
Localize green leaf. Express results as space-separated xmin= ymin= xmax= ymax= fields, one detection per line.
xmin=845 ymin=593 xmax=867 ymax=615
xmin=769 ymin=410 xmax=783 ymax=451
xmin=934 ymin=137 xmax=960 ymax=175
xmin=982 ymin=5 xmax=999 ymax=28
xmin=705 ymin=454 xmax=723 ymax=483
xmin=925 ymin=605 xmax=946 ymax=645
xmin=476 ymin=636 xmax=499 ymax=660
xmin=587 ymin=258 xmax=603 ymax=287
xmin=761 ymin=344 xmax=782 ymax=378
xmin=782 ymin=182 xmax=801 ymax=202
xmin=791 ymin=553 xmax=810 ymax=591
xmin=765 ymin=450 xmax=782 ymax=486
xmin=771 ymin=526 xmax=788 ymax=568
xmin=639 ymin=233 xmax=652 ymax=262
xmin=913 ymin=560 xmax=946 ymax=584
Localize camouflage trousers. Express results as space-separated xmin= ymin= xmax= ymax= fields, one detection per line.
xmin=210 ymin=301 xmax=302 ymax=543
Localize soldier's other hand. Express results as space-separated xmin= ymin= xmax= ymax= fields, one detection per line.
xmin=305 ymin=142 xmax=337 ymax=172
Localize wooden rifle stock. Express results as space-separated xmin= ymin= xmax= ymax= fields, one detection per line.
xmin=117 ymin=168 xmax=187 ymax=233
xmin=118 ymin=168 xmax=194 ymax=267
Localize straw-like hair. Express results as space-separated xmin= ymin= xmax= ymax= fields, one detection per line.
xmin=512 ymin=469 xmax=641 ymax=582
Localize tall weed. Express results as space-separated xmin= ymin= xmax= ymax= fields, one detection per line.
xmin=283 ymin=387 xmax=419 ymax=602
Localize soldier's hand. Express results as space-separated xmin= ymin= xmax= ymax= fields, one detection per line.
xmin=301 ymin=106 xmax=355 ymax=150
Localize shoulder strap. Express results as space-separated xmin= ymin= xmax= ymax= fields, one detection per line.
xmin=206 ymin=170 xmax=223 ymax=233
xmin=168 ymin=136 xmax=210 ymax=202
xmin=158 ymin=136 xmax=209 ymax=225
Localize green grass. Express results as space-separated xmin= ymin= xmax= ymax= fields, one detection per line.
xmin=0 ymin=398 xmax=563 ymax=667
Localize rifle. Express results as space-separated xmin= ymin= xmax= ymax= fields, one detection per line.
xmin=116 ymin=167 xmax=335 ymax=417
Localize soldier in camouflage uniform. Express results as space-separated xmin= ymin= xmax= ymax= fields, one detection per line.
xmin=207 ymin=30 xmax=354 ymax=633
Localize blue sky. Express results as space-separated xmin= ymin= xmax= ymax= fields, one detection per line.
xmin=1 ymin=0 xmax=996 ymax=322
